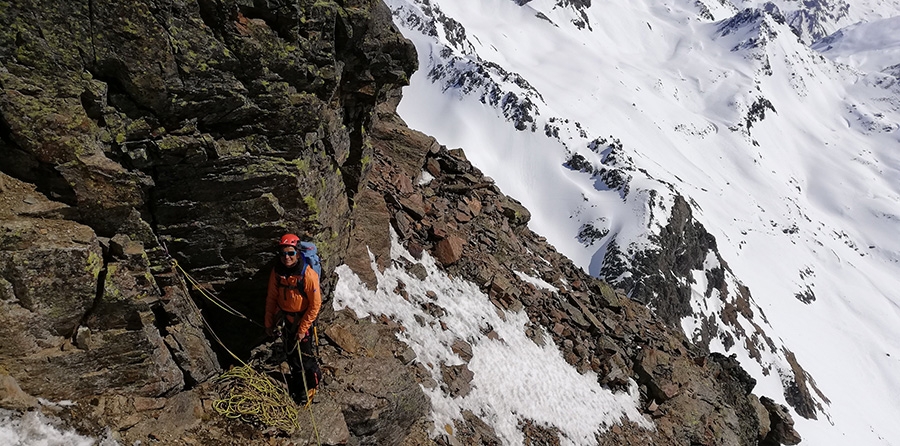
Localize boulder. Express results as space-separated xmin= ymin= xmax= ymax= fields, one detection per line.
xmin=749 ymin=394 xmax=772 ymax=440
xmin=499 ymin=197 xmax=531 ymax=227
xmin=441 ymin=363 xmax=474 ymax=398
xmin=635 ymin=348 xmax=681 ymax=401
xmin=761 ymin=396 xmax=802 ymax=445
xmin=0 ymin=373 xmax=39 ymax=411
xmin=434 ymin=235 xmax=466 ymax=266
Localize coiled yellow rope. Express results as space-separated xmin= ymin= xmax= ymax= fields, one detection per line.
xmin=212 ymin=364 xmax=302 ymax=434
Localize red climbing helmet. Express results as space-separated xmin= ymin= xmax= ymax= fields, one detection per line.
xmin=279 ymin=233 xmax=300 ymax=248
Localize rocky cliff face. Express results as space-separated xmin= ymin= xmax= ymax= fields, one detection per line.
xmin=0 ymin=1 xmax=798 ymax=445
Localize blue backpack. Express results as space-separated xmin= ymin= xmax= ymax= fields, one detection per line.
xmin=299 ymin=241 xmax=322 ymax=277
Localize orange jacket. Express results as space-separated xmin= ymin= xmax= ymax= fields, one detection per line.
xmin=265 ymin=265 xmax=321 ymax=338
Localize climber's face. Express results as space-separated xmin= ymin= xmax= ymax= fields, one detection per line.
xmin=280 ymin=245 xmax=299 ymax=268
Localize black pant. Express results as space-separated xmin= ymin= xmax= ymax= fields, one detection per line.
xmin=283 ymin=326 xmax=320 ymax=400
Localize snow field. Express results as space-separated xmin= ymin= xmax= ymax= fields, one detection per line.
xmin=334 ymin=230 xmax=652 ymax=446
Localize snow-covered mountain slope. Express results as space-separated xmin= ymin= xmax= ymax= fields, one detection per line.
xmin=384 ymin=0 xmax=900 ymax=444
xmin=812 ymin=15 xmax=900 ymax=72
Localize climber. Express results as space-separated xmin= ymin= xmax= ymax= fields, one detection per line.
xmin=265 ymin=233 xmax=322 ymax=406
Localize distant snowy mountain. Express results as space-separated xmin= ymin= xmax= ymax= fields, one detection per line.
xmin=384 ymin=0 xmax=900 ymax=444
xmin=812 ymin=15 xmax=900 ymax=72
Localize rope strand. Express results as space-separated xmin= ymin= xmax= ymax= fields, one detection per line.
xmin=297 ymin=341 xmax=321 ymax=445
xmin=170 ymin=259 xmax=264 ymax=327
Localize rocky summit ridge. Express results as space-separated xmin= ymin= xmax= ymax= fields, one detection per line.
xmin=1 ymin=0 xmax=799 ymax=444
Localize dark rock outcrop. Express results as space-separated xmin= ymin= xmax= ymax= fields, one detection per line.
xmin=760 ymin=397 xmax=803 ymax=445
xmin=1 ymin=0 xmax=423 ymax=442
xmin=0 ymin=173 xmax=215 ymax=402
xmin=601 ymin=181 xmax=822 ymax=421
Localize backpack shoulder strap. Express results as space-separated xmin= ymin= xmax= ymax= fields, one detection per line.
xmin=276 ymin=263 xmax=309 ymax=294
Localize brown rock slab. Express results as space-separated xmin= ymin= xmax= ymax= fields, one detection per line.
xmin=434 ymin=236 xmax=465 ymax=266
xmin=464 ymin=197 xmax=482 ymax=216
xmin=126 ymin=391 xmax=204 ymax=443
xmin=749 ymin=394 xmax=772 ymax=440
xmin=399 ymin=193 xmax=427 ymax=220
xmin=291 ymin=398 xmax=351 ymax=445
xmin=425 ymin=158 xmax=441 ymax=177
xmin=132 ymin=396 xmax=167 ymax=412
xmin=326 ymin=324 xmax=361 ymax=355
xmin=347 ymin=189 xmax=392 ymax=288
xmin=572 ymin=297 xmax=605 ymax=332
xmin=636 ymin=348 xmax=681 ymax=401
xmin=441 ymin=363 xmax=474 ymax=398
xmin=451 ymin=339 xmax=474 ymax=363
xmin=0 ymin=374 xmax=39 ymax=411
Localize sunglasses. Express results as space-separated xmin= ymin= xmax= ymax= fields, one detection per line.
xmin=279 ymin=251 xmax=298 ymax=257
